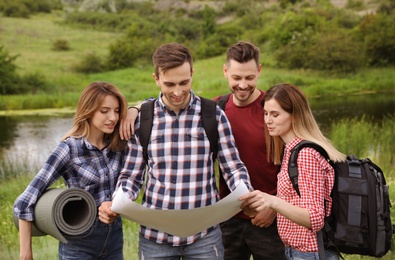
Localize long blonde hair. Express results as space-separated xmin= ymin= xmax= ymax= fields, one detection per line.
xmin=262 ymin=83 xmax=346 ymax=164
xmin=62 ymin=81 xmax=128 ymax=152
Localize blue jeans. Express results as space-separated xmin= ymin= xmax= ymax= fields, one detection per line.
xmin=220 ymin=217 xmax=285 ymax=260
xmin=285 ymin=246 xmax=339 ymax=260
xmin=58 ymin=217 xmax=123 ymax=260
xmin=138 ymin=226 xmax=224 ymax=259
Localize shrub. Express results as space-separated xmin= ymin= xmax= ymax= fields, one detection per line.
xmin=0 ymin=46 xmax=21 ymax=95
xmin=52 ymin=39 xmax=70 ymax=51
xmin=306 ymin=30 xmax=364 ymax=74
xmin=270 ymin=9 xmax=325 ymax=51
xmin=378 ymin=0 xmax=395 ymax=15
xmin=0 ymin=0 xmax=57 ymax=17
xmin=359 ymin=14 xmax=395 ymax=66
xmin=2 ymin=1 xmax=30 ymax=18
xmin=72 ymin=52 xmax=104 ymax=74
xmin=275 ymin=29 xmax=364 ymax=74
xmin=19 ymin=72 xmax=49 ymax=94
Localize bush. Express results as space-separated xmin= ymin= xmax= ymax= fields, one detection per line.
xmin=275 ymin=29 xmax=364 ymax=74
xmin=378 ymin=0 xmax=395 ymax=15
xmin=2 ymin=1 xmax=30 ymax=18
xmin=52 ymin=39 xmax=70 ymax=51
xmin=270 ymin=9 xmax=325 ymax=51
xmin=20 ymin=72 xmax=49 ymax=94
xmin=72 ymin=52 xmax=104 ymax=74
xmin=358 ymin=14 xmax=395 ymax=66
xmin=0 ymin=46 xmax=21 ymax=95
xmin=0 ymin=0 xmax=57 ymax=17
xmin=106 ymin=21 xmax=163 ymax=70
xmin=306 ymin=30 xmax=364 ymax=74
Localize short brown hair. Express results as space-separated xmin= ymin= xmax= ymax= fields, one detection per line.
xmin=226 ymin=41 xmax=260 ymax=68
xmin=152 ymin=42 xmax=193 ymax=78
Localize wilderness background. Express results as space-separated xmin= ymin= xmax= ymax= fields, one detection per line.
xmin=0 ymin=0 xmax=394 ymax=259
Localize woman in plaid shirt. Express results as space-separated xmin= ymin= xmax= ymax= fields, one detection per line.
xmin=14 ymin=81 xmax=128 ymax=260
xmin=240 ymin=83 xmax=346 ymax=260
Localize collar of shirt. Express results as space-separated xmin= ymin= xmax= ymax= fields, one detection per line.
xmin=157 ymin=90 xmax=196 ymax=114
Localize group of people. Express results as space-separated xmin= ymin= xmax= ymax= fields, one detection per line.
xmin=14 ymin=41 xmax=345 ymax=260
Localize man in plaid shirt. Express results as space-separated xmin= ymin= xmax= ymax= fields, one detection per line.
xmin=116 ymin=42 xmax=252 ymax=259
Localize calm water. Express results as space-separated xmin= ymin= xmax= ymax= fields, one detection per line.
xmin=0 ymin=93 xmax=394 ymax=172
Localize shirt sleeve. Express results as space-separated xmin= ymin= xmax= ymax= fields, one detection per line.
xmin=216 ymin=109 xmax=253 ymax=191
xmin=116 ymin=132 xmax=146 ymax=201
xmin=297 ymin=148 xmax=328 ymax=232
xmin=13 ymin=142 xmax=70 ymax=221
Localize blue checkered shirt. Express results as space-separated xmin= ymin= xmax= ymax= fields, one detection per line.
xmin=117 ymin=91 xmax=252 ymax=246
xmin=14 ymin=137 xmax=124 ymax=221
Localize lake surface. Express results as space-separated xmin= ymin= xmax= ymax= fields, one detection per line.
xmin=0 ymin=93 xmax=394 ymax=173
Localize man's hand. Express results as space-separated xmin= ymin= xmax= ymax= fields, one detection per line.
xmin=250 ymin=208 xmax=276 ymax=228
xmin=98 ymin=201 xmax=119 ymax=224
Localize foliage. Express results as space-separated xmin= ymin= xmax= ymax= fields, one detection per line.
xmin=0 ymin=46 xmax=48 ymax=95
xmin=0 ymin=0 xmax=60 ymax=18
xmin=201 ymin=6 xmax=216 ymax=39
xmin=52 ymin=39 xmax=71 ymax=51
xmin=20 ymin=72 xmax=49 ymax=94
xmin=0 ymin=46 xmax=21 ymax=95
xmin=63 ymin=12 xmax=136 ymax=31
xmin=378 ymin=0 xmax=395 ymax=15
xmin=330 ymin=115 xmax=395 ymax=178
xmin=58 ymin=0 xmax=395 ymax=74
xmin=72 ymin=52 xmax=104 ymax=74
xmin=106 ymin=20 xmax=162 ymax=70
xmin=270 ymin=9 xmax=326 ymax=51
xmin=1 ymin=0 xmax=30 ymax=18
xmin=357 ymin=13 xmax=395 ymax=66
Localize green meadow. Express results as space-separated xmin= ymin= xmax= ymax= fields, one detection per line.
xmin=0 ymin=13 xmax=395 ymax=111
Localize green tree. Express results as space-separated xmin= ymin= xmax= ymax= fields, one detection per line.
xmin=359 ymin=14 xmax=395 ymax=66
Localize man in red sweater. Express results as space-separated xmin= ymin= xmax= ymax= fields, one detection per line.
xmin=214 ymin=41 xmax=284 ymax=260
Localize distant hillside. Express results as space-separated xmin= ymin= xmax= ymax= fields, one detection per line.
xmin=70 ymin=0 xmax=380 ymax=14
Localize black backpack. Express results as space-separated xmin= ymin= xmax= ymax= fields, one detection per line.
xmin=288 ymin=140 xmax=393 ymax=258
xmin=139 ymin=97 xmax=220 ymax=162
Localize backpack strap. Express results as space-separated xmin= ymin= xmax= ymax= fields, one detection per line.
xmin=288 ymin=140 xmax=330 ymax=197
xmin=139 ymin=99 xmax=156 ymax=162
xmin=216 ymin=93 xmax=231 ymax=110
xmin=138 ymin=97 xmax=219 ymax=162
xmin=200 ymin=97 xmax=219 ymax=161
xmin=288 ymin=141 xmax=332 ymax=260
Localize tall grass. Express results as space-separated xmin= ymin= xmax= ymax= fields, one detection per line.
xmin=330 ymin=115 xmax=394 ymax=178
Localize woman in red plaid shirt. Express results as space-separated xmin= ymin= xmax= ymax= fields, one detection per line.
xmin=240 ymin=83 xmax=346 ymax=260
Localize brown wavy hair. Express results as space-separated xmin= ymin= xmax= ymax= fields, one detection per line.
xmin=61 ymin=81 xmax=128 ymax=152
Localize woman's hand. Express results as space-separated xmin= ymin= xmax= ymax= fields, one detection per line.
xmin=19 ymin=219 xmax=33 ymax=260
xmin=239 ymin=190 xmax=275 ymax=217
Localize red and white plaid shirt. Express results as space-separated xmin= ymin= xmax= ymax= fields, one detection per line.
xmin=277 ymin=138 xmax=334 ymax=252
